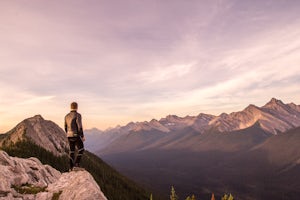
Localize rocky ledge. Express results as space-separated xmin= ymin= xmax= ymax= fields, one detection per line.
xmin=0 ymin=150 xmax=107 ymax=200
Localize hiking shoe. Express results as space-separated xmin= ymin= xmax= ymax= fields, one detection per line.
xmin=74 ymin=163 xmax=80 ymax=167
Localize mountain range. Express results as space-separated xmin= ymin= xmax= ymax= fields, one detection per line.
xmin=1 ymin=98 xmax=299 ymax=199
xmin=85 ymin=98 xmax=300 ymax=152
xmin=85 ymin=98 xmax=300 ymax=200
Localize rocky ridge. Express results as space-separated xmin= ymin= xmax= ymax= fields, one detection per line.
xmin=0 ymin=150 xmax=107 ymax=200
xmin=0 ymin=115 xmax=68 ymax=156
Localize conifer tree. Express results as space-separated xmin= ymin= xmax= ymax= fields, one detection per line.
xmin=222 ymin=194 xmax=228 ymax=200
xmin=170 ymin=186 xmax=178 ymax=200
xmin=222 ymin=193 xmax=234 ymax=200
xmin=185 ymin=196 xmax=191 ymax=200
xmin=228 ymin=194 xmax=234 ymax=200
xmin=211 ymin=193 xmax=215 ymax=200
xmin=191 ymin=194 xmax=196 ymax=200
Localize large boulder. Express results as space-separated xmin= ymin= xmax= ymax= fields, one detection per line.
xmin=0 ymin=151 xmax=107 ymax=200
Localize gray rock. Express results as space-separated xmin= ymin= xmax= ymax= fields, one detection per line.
xmin=46 ymin=171 xmax=107 ymax=200
xmin=0 ymin=151 xmax=107 ymax=200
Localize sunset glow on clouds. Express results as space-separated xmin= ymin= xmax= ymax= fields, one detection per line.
xmin=1 ymin=0 xmax=300 ymax=132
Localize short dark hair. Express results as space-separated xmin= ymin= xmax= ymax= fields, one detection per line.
xmin=71 ymin=102 xmax=78 ymax=110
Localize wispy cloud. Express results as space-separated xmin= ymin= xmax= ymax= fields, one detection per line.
xmin=1 ymin=1 xmax=300 ymax=131
xmin=138 ymin=62 xmax=195 ymax=83
xmin=16 ymin=96 xmax=55 ymax=106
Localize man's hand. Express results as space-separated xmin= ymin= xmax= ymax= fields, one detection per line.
xmin=81 ymin=136 xmax=86 ymax=142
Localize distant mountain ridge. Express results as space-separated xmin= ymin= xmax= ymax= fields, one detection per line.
xmin=134 ymin=98 xmax=300 ymax=134
xmin=85 ymin=98 xmax=300 ymax=151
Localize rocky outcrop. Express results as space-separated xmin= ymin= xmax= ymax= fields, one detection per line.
xmin=0 ymin=150 xmax=107 ymax=200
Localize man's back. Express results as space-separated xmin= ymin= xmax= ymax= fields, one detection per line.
xmin=65 ymin=111 xmax=82 ymax=138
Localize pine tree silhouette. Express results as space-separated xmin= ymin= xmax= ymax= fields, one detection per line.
xmin=170 ymin=186 xmax=178 ymax=200
xmin=211 ymin=193 xmax=215 ymax=200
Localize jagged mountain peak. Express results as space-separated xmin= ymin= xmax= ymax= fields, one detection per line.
xmin=85 ymin=128 xmax=104 ymax=135
xmin=197 ymin=113 xmax=216 ymax=118
xmin=287 ymin=102 xmax=300 ymax=112
xmin=160 ymin=114 xmax=196 ymax=122
xmin=164 ymin=114 xmax=180 ymax=121
xmin=219 ymin=112 xmax=229 ymax=118
xmin=29 ymin=114 xmax=44 ymax=121
xmin=243 ymin=104 xmax=261 ymax=114
xmin=87 ymin=127 xmax=102 ymax=132
xmin=245 ymin=104 xmax=259 ymax=110
xmin=159 ymin=114 xmax=197 ymax=131
xmin=126 ymin=121 xmax=135 ymax=127
xmin=150 ymin=118 xmax=158 ymax=123
xmin=264 ymin=98 xmax=285 ymax=108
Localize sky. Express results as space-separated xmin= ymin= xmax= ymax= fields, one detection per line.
xmin=1 ymin=0 xmax=300 ymax=132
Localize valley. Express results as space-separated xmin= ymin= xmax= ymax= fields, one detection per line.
xmin=86 ymin=98 xmax=300 ymax=200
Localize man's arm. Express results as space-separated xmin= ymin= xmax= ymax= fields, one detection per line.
xmin=64 ymin=116 xmax=68 ymax=133
xmin=76 ymin=113 xmax=85 ymax=141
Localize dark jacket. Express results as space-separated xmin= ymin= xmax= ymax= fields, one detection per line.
xmin=64 ymin=111 xmax=84 ymax=138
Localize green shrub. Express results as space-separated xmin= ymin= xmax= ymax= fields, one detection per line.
xmin=11 ymin=183 xmax=46 ymax=194
xmin=51 ymin=191 xmax=62 ymax=200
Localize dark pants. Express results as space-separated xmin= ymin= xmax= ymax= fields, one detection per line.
xmin=68 ymin=137 xmax=84 ymax=169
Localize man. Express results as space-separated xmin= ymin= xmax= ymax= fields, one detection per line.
xmin=64 ymin=102 xmax=85 ymax=171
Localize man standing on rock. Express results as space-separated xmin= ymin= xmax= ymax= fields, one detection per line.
xmin=64 ymin=102 xmax=85 ymax=171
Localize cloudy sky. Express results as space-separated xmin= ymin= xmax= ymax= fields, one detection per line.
xmin=1 ymin=0 xmax=300 ymax=132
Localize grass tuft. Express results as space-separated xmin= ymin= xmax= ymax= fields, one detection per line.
xmin=11 ymin=183 xmax=46 ymax=194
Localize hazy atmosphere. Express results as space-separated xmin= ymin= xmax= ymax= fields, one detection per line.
xmin=1 ymin=0 xmax=300 ymax=132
